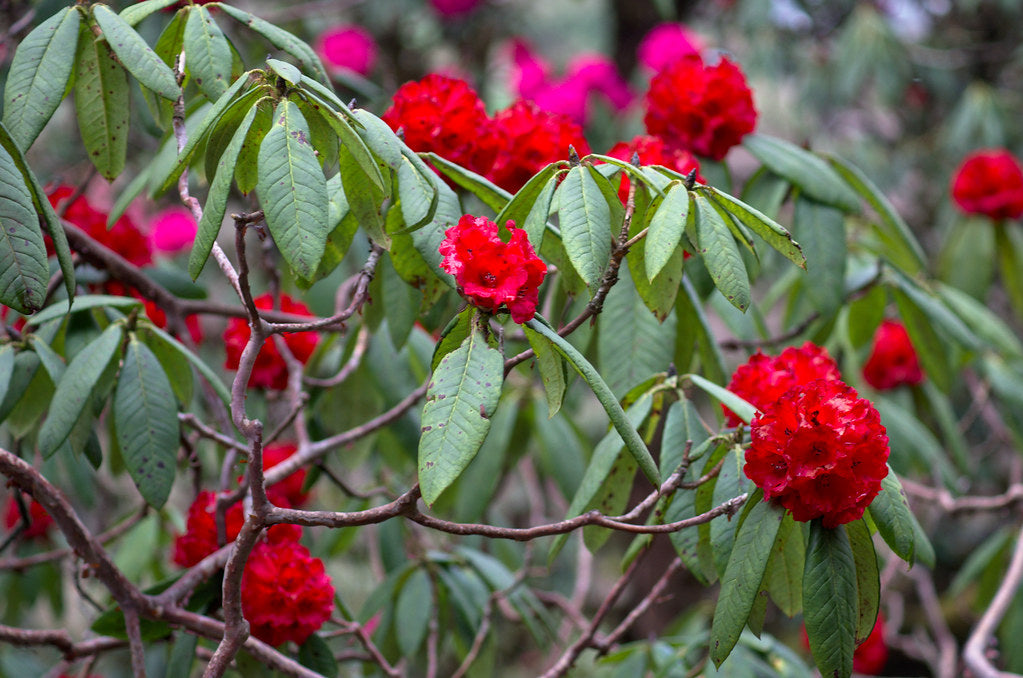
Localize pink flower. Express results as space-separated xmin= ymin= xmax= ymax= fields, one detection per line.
xmin=150 ymin=206 xmax=197 ymax=254
xmin=637 ymin=23 xmax=704 ymax=73
xmin=429 ymin=0 xmax=483 ymax=16
xmin=316 ymin=25 xmax=377 ymax=77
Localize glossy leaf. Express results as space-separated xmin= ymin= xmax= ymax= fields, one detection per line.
xmin=424 ymin=152 xmax=511 ymax=211
xmin=557 ymin=165 xmax=612 ymax=287
xmin=74 ymin=25 xmax=130 ymax=180
xmin=2 ymin=8 xmax=80 ymax=151
xmin=120 ymin=0 xmax=182 ymax=25
xmin=688 ymin=373 xmax=756 ymax=425
xmin=846 ymin=518 xmax=880 ymax=645
xmin=645 ymin=182 xmax=688 ymax=281
xmin=868 ymin=468 xmax=934 ymax=567
xmin=395 ymin=568 xmax=432 ymax=657
xmin=0 ymin=140 xmax=48 ymax=314
xmin=793 ymin=197 xmax=847 ymax=315
xmin=707 ymin=186 xmax=806 ymax=269
xmin=744 ymin=134 xmax=860 ymax=212
xmin=217 ymin=4 xmax=329 ymax=84
xmin=183 ymin=6 xmax=231 ymax=100
xmin=92 ymin=5 xmax=180 ymax=100
xmin=297 ymin=634 xmax=338 ymax=678
xmin=496 ymin=164 xmax=559 ymax=248
xmin=803 ymin=522 xmax=857 ymax=678
xmin=693 ymin=194 xmax=750 ymax=312
xmin=524 ymin=325 xmax=568 ymax=417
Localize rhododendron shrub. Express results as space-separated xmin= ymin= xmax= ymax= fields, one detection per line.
xmin=3 ymin=493 xmax=53 ymax=539
xmin=223 ymin=293 xmax=319 ymax=390
xmin=951 ymin=148 xmax=1023 ymax=220
xmin=862 ymin=319 xmax=924 ymax=390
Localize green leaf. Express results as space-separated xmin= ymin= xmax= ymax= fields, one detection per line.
xmin=257 ymin=99 xmax=329 ymax=281
xmin=645 ymin=182 xmax=688 ymax=281
xmin=0 ymin=345 xmax=14 ymax=405
xmin=890 ymin=273 xmax=981 ymax=351
xmin=424 ymin=152 xmax=511 ymax=211
xmin=266 ymin=57 xmax=302 ymax=85
xmin=183 ymin=6 xmax=231 ymax=100
xmin=868 ymin=468 xmax=933 ymax=567
xmin=793 ymin=198 xmax=847 ymax=315
xmin=846 ymin=518 xmax=880 ymax=645
xmin=144 ymin=323 xmax=231 ymax=407
xmin=524 ymin=325 xmax=568 ymax=417
xmin=25 ymin=294 xmax=142 ymax=328
xmin=693 ymin=194 xmax=750 ymax=312
xmin=826 ymin=154 xmax=925 ymax=273
xmin=846 ymin=284 xmax=886 ymax=349
xmin=996 ymin=223 xmax=1023 ymax=320
xmin=939 ymin=282 xmax=1023 ymax=358
xmin=526 ymin=316 xmax=660 ymax=485
xmin=677 ymin=276 xmax=726 ymax=385
xmin=74 ymin=24 xmax=130 ymax=180
xmin=688 ymin=373 xmax=756 ymax=425
xmin=120 ymin=0 xmax=183 ymax=25
xmin=0 ymin=141 xmax=48 ymax=313
xmin=495 ymin=164 xmax=559 ymax=248
xmin=38 ymin=323 xmax=123 ymax=458
xmin=310 ymin=102 xmax=384 ymax=191
xmin=557 ymin=165 xmax=612 ymax=287
xmin=115 ymin=336 xmax=180 ymax=508
xmin=411 ymin=180 xmax=461 ymax=288
xmin=2 ymin=8 xmax=80 ymax=151
xmin=190 ymin=100 xmax=260 ymax=279
xmin=395 ymin=568 xmax=432 ymax=657
xmin=234 ymin=97 xmax=272 ymax=195
xmin=297 ymin=633 xmax=338 ymax=678
xmin=583 ymin=447 xmax=638 ymax=552
xmin=764 ymin=512 xmax=805 ymax=617
xmin=217 ymin=4 xmax=329 ymax=85
xmin=710 ymin=446 xmax=753 ymax=575
xmin=803 ymin=522 xmax=857 ymax=678
xmin=891 ymin=285 xmax=950 ymax=392
xmin=338 ymin=142 xmax=388 ymax=248
xmin=165 ymin=632 xmax=199 ymax=678
xmin=743 ymin=134 xmax=860 ymax=212
xmin=706 ymin=186 xmax=806 ymax=269
xmin=418 ymin=325 xmax=504 ymax=505
xmin=709 ymin=497 xmax=784 ymax=667
xmin=92 ymin=5 xmax=180 ymax=100
xmin=0 ymin=350 xmax=41 ymax=424
xmin=398 ymin=155 xmax=439 ymax=231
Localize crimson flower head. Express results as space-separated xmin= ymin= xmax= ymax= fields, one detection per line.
xmin=950 ymin=148 xmax=1023 ymax=220
xmin=606 ymin=134 xmax=702 ymax=203
xmin=103 ymin=280 xmax=204 ymax=344
xmin=746 ymin=379 xmax=889 ymax=528
xmin=439 ymin=215 xmax=547 ymax=323
xmin=223 ymin=293 xmax=319 ymax=390
xmin=261 ymin=442 xmax=310 ymax=508
xmin=487 ymin=99 xmax=591 ymax=193
xmin=643 ymin=55 xmax=757 ymax=161
xmin=862 ymin=320 xmax=924 ymax=391
xmin=241 ymin=533 xmax=335 ymax=646
xmin=172 ymin=491 xmax=245 ymax=568
xmin=4 ymin=493 xmax=54 ymax=539
xmin=48 ymin=186 xmax=152 ymax=267
xmin=724 ymin=342 xmax=841 ymax=427
xmin=381 ymin=74 xmax=499 ymax=178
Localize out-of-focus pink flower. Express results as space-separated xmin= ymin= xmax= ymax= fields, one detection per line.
xmin=637 ymin=23 xmax=704 ymax=73
xmin=429 ymin=0 xmax=483 ymax=16
xmin=316 ymin=25 xmax=377 ymax=77
xmin=150 ymin=206 xmax=197 ymax=254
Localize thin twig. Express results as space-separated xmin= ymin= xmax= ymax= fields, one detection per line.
xmin=963 ymin=522 xmax=1023 ymax=678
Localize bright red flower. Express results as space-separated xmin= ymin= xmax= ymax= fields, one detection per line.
xmin=316 ymin=25 xmax=377 ymax=77
xmin=439 ymin=215 xmax=547 ymax=323
xmin=261 ymin=442 xmax=310 ymax=508
xmin=606 ymin=134 xmax=703 ymax=203
xmin=746 ymin=379 xmax=889 ymax=528
xmin=172 ymin=491 xmax=245 ymax=567
xmin=643 ymin=55 xmax=757 ymax=161
xmin=487 ymin=100 xmax=591 ymax=193
xmin=4 ymin=493 xmax=54 ymax=539
xmin=862 ymin=320 xmax=924 ymax=391
xmin=223 ymin=293 xmax=319 ymax=390
xmin=241 ymin=536 xmax=335 ymax=646
xmin=637 ymin=22 xmax=704 ymax=73
xmin=48 ymin=186 xmax=152 ymax=267
xmin=103 ymin=280 xmax=204 ymax=344
xmin=723 ymin=342 xmax=841 ymax=427
xmin=950 ymin=149 xmax=1023 ymax=220
xmin=381 ymin=74 xmax=499 ymax=178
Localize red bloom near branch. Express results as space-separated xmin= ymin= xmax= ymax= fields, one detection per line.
xmin=950 ymin=148 xmax=1023 ymax=220
xmin=606 ymin=134 xmax=703 ymax=203
xmin=643 ymin=55 xmax=757 ymax=161
xmin=862 ymin=320 xmax=924 ymax=390
xmin=724 ymin=342 xmax=842 ymax=426
xmin=48 ymin=186 xmax=152 ymax=267
xmin=241 ymin=530 xmax=335 ymax=646
xmin=439 ymin=215 xmax=547 ymax=323
xmin=172 ymin=491 xmax=245 ymax=568
xmin=4 ymin=493 xmax=54 ymax=539
xmin=223 ymin=294 xmax=319 ymax=390
xmin=260 ymin=442 xmax=310 ymax=508
xmin=487 ymin=100 xmax=590 ymax=193
xmin=745 ymin=379 xmax=890 ymax=528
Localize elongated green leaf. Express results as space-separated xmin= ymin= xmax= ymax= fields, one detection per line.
xmin=25 ymin=294 xmax=142 ymax=327
xmin=891 ymin=286 xmax=950 ymax=391
xmin=183 ymin=6 xmax=231 ymax=100
xmin=144 ymin=323 xmax=230 ymax=406
xmin=234 ymin=97 xmax=272 ymax=195
xmin=996 ymin=224 xmax=1023 ymax=320
xmin=38 ymin=323 xmax=123 ymax=458
xmin=297 ymin=634 xmax=338 ymax=678
xmin=92 ymin=5 xmax=179 ymax=100
xmin=793 ymin=197 xmax=847 ymax=315
xmin=710 ymin=496 xmax=784 ymax=667
xmin=138 ymin=326 xmax=193 ymax=406
xmin=693 ymin=194 xmax=750 ymax=312
xmin=803 ymin=522 xmax=857 ymax=678
xmin=74 ymin=25 xmax=130 ymax=180
xmin=304 ymin=103 xmax=382 ymax=192
xmin=0 ymin=350 xmax=41 ymax=424
xmin=418 ymin=326 xmax=504 ymax=505
xmin=217 ymin=4 xmax=329 ymax=85
xmin=846 ymin=518 xmax=880 ymax=645
xmin=645 ymin=182 xmax=688 ymax=280
xmin=524 ymin=326 xmax=567 ymax=417
xmin=411 ymin=179 xmax=461 ymax=287
xmin=115 ymin=337 xmax=179 ymax=508
xmin=826 ymin=154 xmax=925 ymax=273
xmin=395 ymin=568 xmax=432 ymax=657
xmin=525 ymin=316 xmax=659 ymax=484
xmin=939 ymin=282 xmax=1023 ymax=358
xmin=398 ymin=156 xmax=438 ymax=231
xmin=496 ymin=164 xmax=559 ymax=248
xmin=557 ymin=165 xmax=612 ymax=287
xmin=257 ymin=100 xmax=329 ymax=280
xmin=891 ymin=273 xmax=980 ymax=351
xmin=3 ymin=8 xmax=80 ymax=151
xmin=0 ymin=346 xmax=14 ymax=404
xmin=190 ymin=102 xmax=260 ymax=279
xmin=764 ymin=512 xmax=804 ymax=617
xmin=868 ymin=468 xmax=933 ymax=567
xmin=710 ymin=446 xmax=753 ymax=575
xmin=425 ymin=152 xmax=511 ymax=211
xmin=708 ymin=186 xmax=806 ymax=269
xmin=687 ymin=374 xmax=756 ymax=425
xmin=120 ymin=0 xmax=183 ymax=26
xmin=677 ymin=276 xmax=726 ymax=385
xmin=846 ymin=284 xmax=886 ymax=349
xmin=744 ymin=134 xmax=860 ymax=212
xmin=0 ymin=142 xmax=48 ymax=313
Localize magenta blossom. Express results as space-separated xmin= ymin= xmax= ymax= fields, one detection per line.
xmin=150 ymin=206 xmax=197 ymax=254
xmin=429 ymin=0 xmax=483 ymax=16
xmin=316 ymin=25 xmax=377 ymax=77
xmin=637 ymin=22 xmax=704 ymax=73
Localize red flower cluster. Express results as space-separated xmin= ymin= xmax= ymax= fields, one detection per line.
xmin=241 ymin=527 xmax=335 ymax=646
xmin=48 ymin=186 xmax=152 ymax=267
xmin=862 ymin=320 xmax=924 ymax=391
xmin=3 ymin=493 xmax=54 ymax=539
xmin=381 ymin=75 xmax=589 ymax=193
xmin=643 ymin=54 xmax=757 ymax=161
xmin=260 ymin=442 xmax=310 ymax=507
xmin=439 ymin=215 xmax=547 ymax=323
xmin=605 ymin=134 xmax=703 ymax=203
xmin=223 ymin=294 xmax=319 ymax=390
xmin=950 ymin=148 xmax=1023 ymax=220
xmin=103 ymin=280 xmax=204 ymax=344
xmin=724 ymin=342 xmax=841 ymax=426
xmin=746 ymin=379 xmax=889 ymax=528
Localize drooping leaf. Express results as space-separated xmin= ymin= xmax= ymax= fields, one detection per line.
xmin=743 ymin=134 xmax=860 ymax=212
xmin=764 ymin=512 xmax=805 ymax=617
xmin=74 ymin=24 xmax=130 ymax=180
xmin=846 ymin=518 xmax=880 ymax=645
xmin=120 ymin=0 xmax=183 ymax=25
xmin=309 ymin=101 xmax=384 ymax=191
xmin=803 ymin=522 xmax=857 ymax=678
xmin=144 ymin=323 xmax=231 ymax=407
xmin=217 ymin=4 xmax=329 ymax=84
xmin=411 ymin=179 xmax=461 ymax=288
xmin=2 ymin=7 xmax=80 ymax=151
xmin=234 ymin=97 xmax=273 ymax=195
xmin=677 ymin=276 xmax=726 ymax=385
xmin=891 ymin=285 xmax=950 ymax=392
xmin=395 ymin=568 xmax=432 ymax=658
xmin=688 ymin=373 xmax=757 ymax=425
xmin=0 ymin=141 xmax=48 ymax=313
xmin=0 ymin=350 xmax=41 ymax=424
xmin=996 ymin=224 xmax=1023 ymax=321
xmin=693 ymin=194 xmax=750 ymax=312
xmin=793 ymin=197 xmax=847 ymax=316
xmin=338 ymin=142 xmax=388 ymax=248
xmin=846 ymin=284 xmax=886 ymax=349
xmin=398 ymin=155 xmax=439 ymax=231
xmin=25 ymin=295 xmax=142 ymax=328
xmin=524 ymin=325 xmax=568 ymax=417
xmin=710 ymin=446 xmax=753 ymax=575
xmin=92 ymin=5 xmax=180 ymax=100
xmin=183 ymin=5 xmax=231 ymax=100
xmin=557 ymin=164 xmax=612 ymax=287
xmin=645 ymin=182 xmax=689 ymax=281
xmin=867 ymin=468 xmax=934 ymax=567
xmin=495 ymin=164 xmax=559 ymax=248
xmin=297 ymin=634 xmax=339 ymax=678
xmin=707 ymin=186 xmax=806 ymax=269
xmin=424 ymin=152 xmax=511 ymax=211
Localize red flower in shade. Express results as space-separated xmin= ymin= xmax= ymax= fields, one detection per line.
xmin=223 ymin=294 xmax=319 ymax=390
xmin=746 ymin=379 xmax=889 ymax=528
xmin=4 ymin=493 xmax=53 ymax=539
xmin=439 ymin=215 xmax=547 ymax=323
xmin=261 ymin=442 xmax=310 ymax=508
xmin=172 ymin=491 xmax=245 ymax=567
xmin=381 ymin=74 xmax=499 ymax=178
xmin=862 ymin=320 xmax=924 ymax=391
xmin=103 ymin=281 xmax=204 ymax=344
xmin=48 ymin=186 xmax=152 ymax=267
xmin=643 ymin=55 xmax=757 ymax=161
xmin=723 ymin=342 xmax=841 ymax=427
xmin=316 ymin=25 xmax=377 ymax=77
xmin=241 ymin=533 xmax=335 ymax=646
xmin=606 ymin=134 xmax=703 ymax=202
xmin=487 ymin=100 xmax=591 ymax=193
xmin=950 ymin=149 xmax=1023 ymax=220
